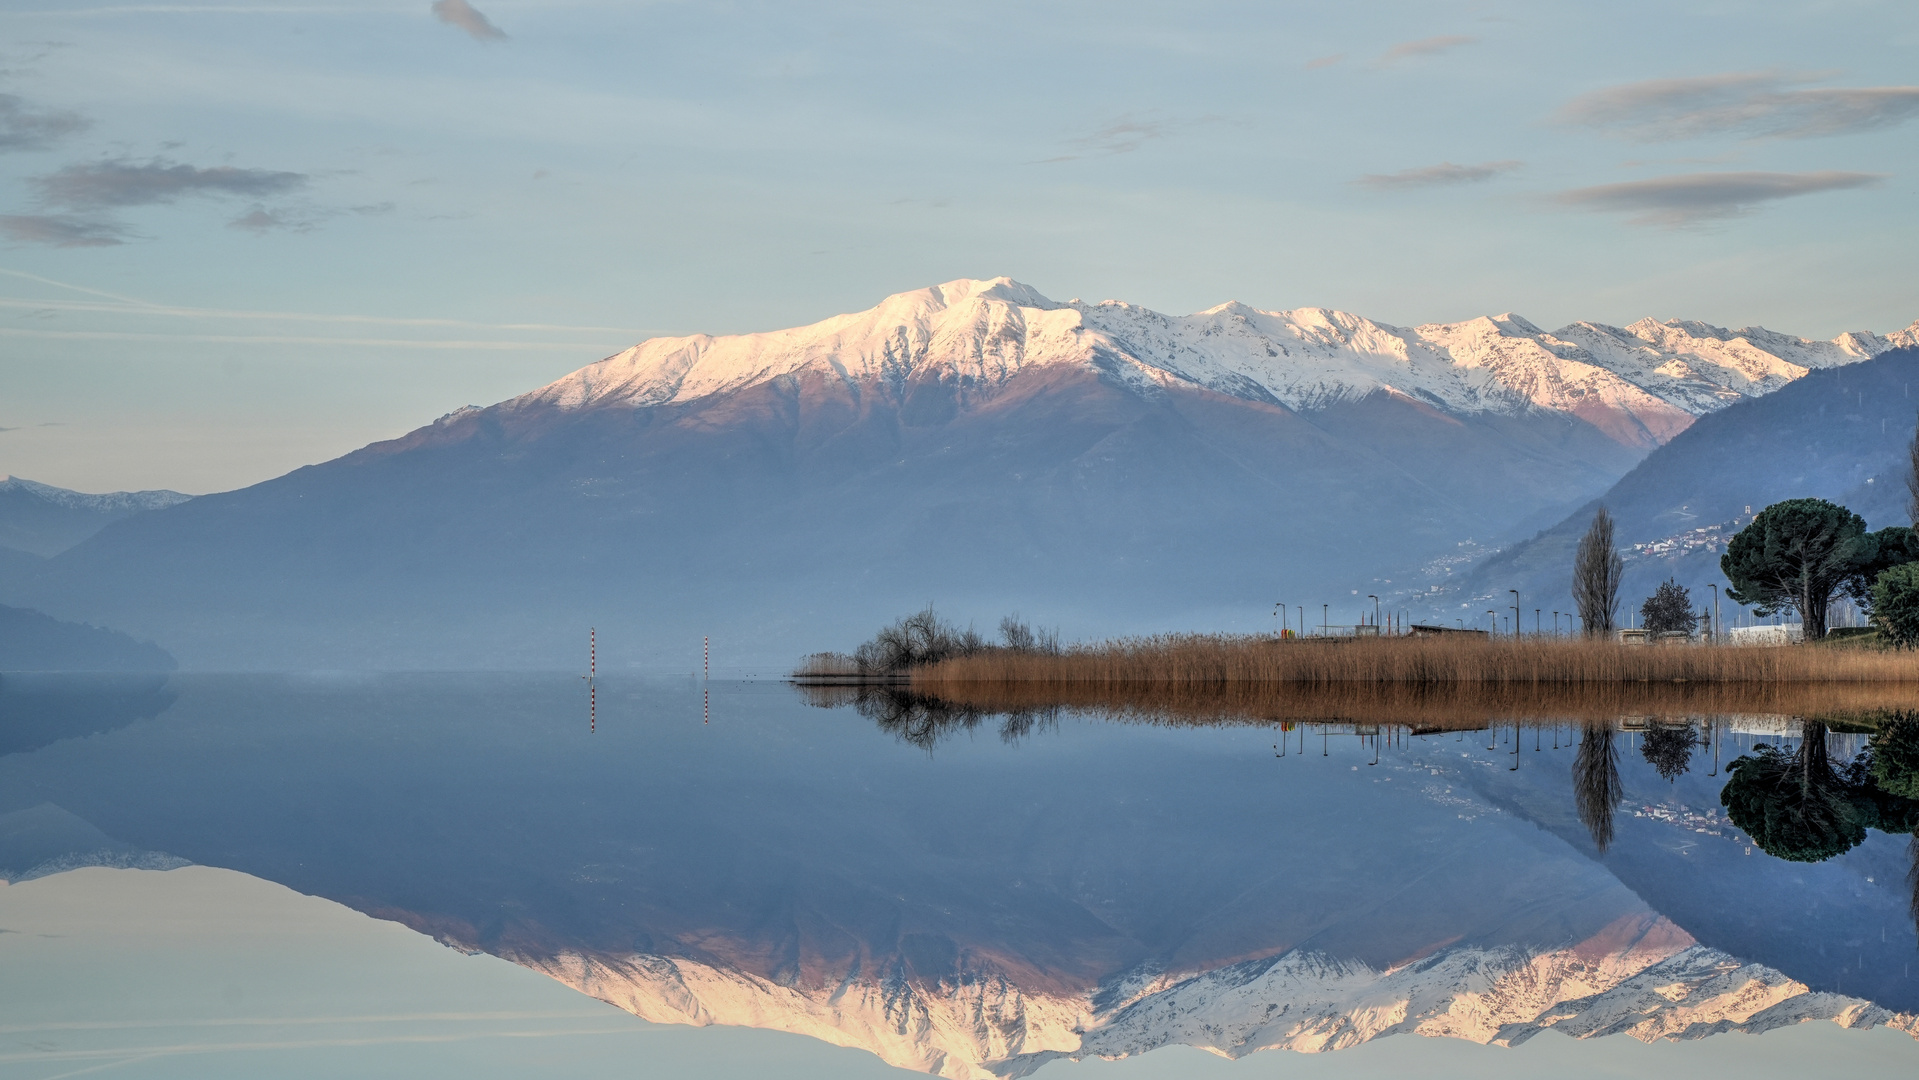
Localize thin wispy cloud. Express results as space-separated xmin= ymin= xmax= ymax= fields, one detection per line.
xmin=1556 ymin=169 xmax=1883 ymax=227
xmin=0 ymin=94 xmax=88 ymax=151
xmin=1355 ymin=160 xmax=1521 ymax=190
xmin=1559 ymin=72 xmax=1919 ymax=141
xmin=431 ymin=0 xmax=506 ymax=41
xmin=0 ymin=267 xmax=651 ymax=335
xmin=0 ymin=213 xmax=129 ymax=247
xmin=34 ymin=158 xmax=307 ymax=210
xmin=1035 ymin=114 xmax=1196 ymax=164
xmin=1305 ymin=54 xmax=1344 ymax=69
xmin=1381 ymin=35 xmax=1476 ymax=63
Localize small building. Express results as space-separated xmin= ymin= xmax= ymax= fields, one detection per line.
xmin=1729 ymin=624 xmax=1803 ymax=646
xmin=1616 ymin=628 xmax=1650 ymax=645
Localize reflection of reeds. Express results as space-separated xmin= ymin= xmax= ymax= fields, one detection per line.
xmin=915 ymin=634 xmax=1919 ymax=689
xmin=884 ymin=678 xmax=1919 ymax=729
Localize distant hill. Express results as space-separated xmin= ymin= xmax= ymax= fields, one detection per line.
xmin=1447 ymin=346 xmax=1919 ymax=629
xmin=0 ymin=476 xmax=192 ymax=558
xmin=0 ymin=604 xmax=176 ymax=672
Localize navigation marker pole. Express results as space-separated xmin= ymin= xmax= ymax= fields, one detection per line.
xmin=703 ymin=635 xmax=710 ymax=725
xmin=590 ymin=627 xmax=597 ymax=734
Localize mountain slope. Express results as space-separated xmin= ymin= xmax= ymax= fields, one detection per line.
xmin=8 ymin=281 xmax=1911 ymax=669
xmin=1446 ymin=346 xmax=1919 ymax=628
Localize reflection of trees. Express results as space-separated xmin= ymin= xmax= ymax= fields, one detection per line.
xmin=1640 ymin=724 xmax=1696 ymax=782
xmin=1719 ymin=722 xmax=1870 ymax=863
xmin=794 ymin=685 xmax=1058 ymax=751
xmin=1574 ymin=727 xmax=1622 ymax=853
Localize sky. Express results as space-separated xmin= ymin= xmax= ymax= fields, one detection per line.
xmin=0 ymin=0 xmax=1915 ymax=494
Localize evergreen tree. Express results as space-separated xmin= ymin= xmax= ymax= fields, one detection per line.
xmin=1639 ymin=579 xmax=1695 ymax=635
xmin=1721 ymin=499 xmax=1877 ymax=642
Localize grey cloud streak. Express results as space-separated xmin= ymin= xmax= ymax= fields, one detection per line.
xmin=0 ymin=94 xmax=88 ymax=152
xmin=1382 ymin=36 xmax=1476 ymax=62
xmin=1355 ymin=160 xmax=1521 ymax=190
xmin=1556 ymin=170 xmax=1883 ymax=226
xmin=34 ymin=159 xmax=307 ymax=210
xmin=432 ymin=0 xmax=506 ymax=41
xmin=1559 ymin=72 xmax=1919 ymax=141
xmin=0 ymin=214 xmax=129 ymax=247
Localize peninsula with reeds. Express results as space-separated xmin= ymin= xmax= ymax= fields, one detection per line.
xmin=797 ymin=489 xmax=1919 ymax=691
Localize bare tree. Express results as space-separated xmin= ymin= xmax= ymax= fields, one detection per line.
xmin=1573 ymin=506 xmax=1623 ymax=636
xmin=1907 ymin=409 xmax=1919 ymax=525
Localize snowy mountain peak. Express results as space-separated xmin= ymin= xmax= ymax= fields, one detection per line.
xmin=508 ymin=279 xmax=1915 ymax=450
xmin=0 ymin=476 xmax=192 ymax=514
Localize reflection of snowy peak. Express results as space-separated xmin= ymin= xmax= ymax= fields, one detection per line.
xmin=513 ymin=915 xmax=1916 ymax=1079
xmin=513 ymin=278 xmax=1918 ymax=449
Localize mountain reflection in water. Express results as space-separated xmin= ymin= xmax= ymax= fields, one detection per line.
xmin=4 ymin=674 xmax=1919 ymax=1078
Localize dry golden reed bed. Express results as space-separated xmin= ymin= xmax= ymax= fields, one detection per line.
xmin=913 ymin=633 xmax=1919 ymax=690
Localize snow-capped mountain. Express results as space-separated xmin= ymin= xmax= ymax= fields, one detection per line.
xmin=0 ymin=475 xmax=193 ymax=561
xmin=516 ymin=278 xmax=1918 ymax=449
xmin=16 ymin=277 xmax=1914 ymax=670
xmin=516 ymin=914 xmax=1916 ymax=1080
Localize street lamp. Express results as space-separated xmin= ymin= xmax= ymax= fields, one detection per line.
xmin=1510 ymin=590 xmax=1520 ymax=638
xmin=1368 ymin=595 xmax=1379 ymax=629
xmin=1708 ymin=583 xmax=1721 ymax=644
xmin=1488 ymin=609 xmax=1496 ymax=633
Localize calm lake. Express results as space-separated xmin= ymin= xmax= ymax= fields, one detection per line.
xmin=4 ymin=673 xmax=1918 ymax=1079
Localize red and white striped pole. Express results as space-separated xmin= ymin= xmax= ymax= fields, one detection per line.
xmin=589 ymin=627 xmax=596 ymax=733
xmin=703 ymin=635 xmax=710 ymax=724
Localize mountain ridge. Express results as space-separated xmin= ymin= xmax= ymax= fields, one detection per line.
xmin=518 ymin=277 xmax=1918 ymax=451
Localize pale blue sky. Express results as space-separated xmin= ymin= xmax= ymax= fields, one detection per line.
xmin=1 ymin=0 xmax=1915 ymax=493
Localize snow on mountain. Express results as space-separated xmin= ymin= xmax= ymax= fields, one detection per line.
xmin=511 ymin=278 xmax=1918 ymax=449
xmin=0 ymin=476 xmax=192 ymax=514
xmin=512 ymin=914 xmax=1916 ymax=1080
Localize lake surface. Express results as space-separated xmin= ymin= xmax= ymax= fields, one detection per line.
xmin=3 ymin=673 xmax=1918 ymax=1078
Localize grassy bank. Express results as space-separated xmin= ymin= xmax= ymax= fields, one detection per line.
xmin=911 ymin=633 xmax=1919 ymax=689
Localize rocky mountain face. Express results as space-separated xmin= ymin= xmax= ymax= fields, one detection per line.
xmin=7 ymin=280 xmax=1911 ymax=669
xmin=515 ymin=915 xmax=1916 ymax=1080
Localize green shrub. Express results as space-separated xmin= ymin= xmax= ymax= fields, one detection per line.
xmin=1870 ymin=563 xmax=1919 ymax=648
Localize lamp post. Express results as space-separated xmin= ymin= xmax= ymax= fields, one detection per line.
xmin=1510 ymin=589 xmax=1520 ymax=638
xmin=1488 ymin=609 xmax=1497 ymax=633
xmin=1323 ymin=604 xmax=1329 ymax=637
xmin=1709 ymin=583 xmax=1721 ymax=644
xmin=1298 ymin=607 xmax=1305 ymax=640
xmin=1535 ymin=608 xmax=1541 ymax=636
xmin=1368 ymin=594 xmax=1379 ymax=629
